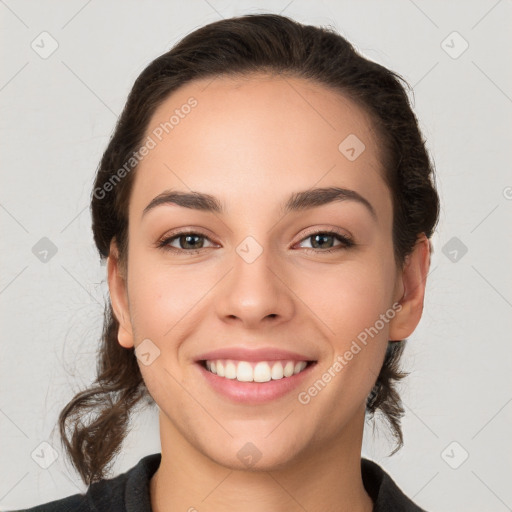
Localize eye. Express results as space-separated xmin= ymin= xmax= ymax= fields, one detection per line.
xmin=295 ymin=229 xmax=354 ymax=254
xmin=156 ymin=230 xmax=216 ymax=254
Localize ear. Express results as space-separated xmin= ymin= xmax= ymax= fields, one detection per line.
xmin=388 ymin=234 xmax=431 ymax=341
xmin=107 ymin=238 xmax=134 ymax=349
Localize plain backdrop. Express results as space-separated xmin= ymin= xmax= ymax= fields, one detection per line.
xmin=1 ymin=1 xmax=511 ymax=511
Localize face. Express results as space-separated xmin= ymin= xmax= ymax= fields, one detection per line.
xmin=108 ymin=73 xmax=424 ymax=471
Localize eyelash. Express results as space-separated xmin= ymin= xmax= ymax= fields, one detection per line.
xmin=156 ymin=228 xmax=355 ymax=255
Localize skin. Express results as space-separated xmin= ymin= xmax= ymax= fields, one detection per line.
xmin=108 ymin=72 xmax=430 ymax=512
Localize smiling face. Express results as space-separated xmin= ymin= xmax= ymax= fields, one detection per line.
xmin=108 ymin=72 xmax=419 ymax=471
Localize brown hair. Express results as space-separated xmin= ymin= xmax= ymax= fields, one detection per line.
xmin=58 ymin=13 xmax=439 ymax=485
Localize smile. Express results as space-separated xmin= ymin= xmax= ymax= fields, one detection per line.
xmin=197 ymin=358 xmax=317 ymax=404
xmin=202 ymin=359 xmax=311 ymax=382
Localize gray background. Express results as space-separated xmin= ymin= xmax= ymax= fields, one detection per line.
xmin=1 ymin=1 xmax=511 ymax=510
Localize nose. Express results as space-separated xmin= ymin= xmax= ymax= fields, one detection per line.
xmin=214 ymin=239 xmax=296 ymax=330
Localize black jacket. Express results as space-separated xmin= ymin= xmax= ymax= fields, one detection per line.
xmin=10 ymin=453 xmax=427 ymax=511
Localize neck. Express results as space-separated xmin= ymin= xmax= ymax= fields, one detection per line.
xmin=150 ymin=405 xmax=374 ymax=512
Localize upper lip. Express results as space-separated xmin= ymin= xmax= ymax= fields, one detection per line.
xmin=196 ymin=347 xmax=317 ymax=362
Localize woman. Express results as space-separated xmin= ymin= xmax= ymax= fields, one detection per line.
xmin=16 ymin=13 xmax=439 ymax=512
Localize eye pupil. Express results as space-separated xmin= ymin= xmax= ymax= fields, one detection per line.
xmin=181 ymin=234 xmax=203 ymax=249
xmin=311 ymin=233 xmax=334 ymax=249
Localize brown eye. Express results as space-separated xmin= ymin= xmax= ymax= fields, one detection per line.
xmin=157 ymin=231 xmax=216 ymax=254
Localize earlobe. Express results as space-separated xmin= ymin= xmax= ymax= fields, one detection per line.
xmin=388 ymin=234 xmax=431 ymax=342
xmin=107 ymin=239 xmax=134 ymax=349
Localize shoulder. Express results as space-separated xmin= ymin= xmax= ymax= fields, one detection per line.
xmin=8 ymin=476 xmax=124 ymax=512
xmin=361 ymin=457 xmax=429 ymax=511
xmin=9 ymin=453 xmax=162 ymax=512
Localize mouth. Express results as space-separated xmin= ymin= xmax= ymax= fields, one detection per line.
xmin=199 ymin=358 xmax=316 ymax=382
xmin=196 ymin=358 xmax=318 ymax=404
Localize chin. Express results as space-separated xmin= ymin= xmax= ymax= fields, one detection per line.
xmin=202 ymin=435 xmax=307 ymax=473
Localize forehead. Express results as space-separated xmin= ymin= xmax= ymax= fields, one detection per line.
xmin=129 ymin=73 xmax=390 ymax=223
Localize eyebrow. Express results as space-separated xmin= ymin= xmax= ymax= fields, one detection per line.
xmin=141 ymin=186 xmax=377 ymax=221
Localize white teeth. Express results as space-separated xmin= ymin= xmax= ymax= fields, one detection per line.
xmin=271 ymin=362 xmax=284 ymax=380
xmin=225 ymin=361 xmax=237 ymax=379
xmin=237 ymin=361 xmax=253 ymax=382
xmin=283 ymin=361 xmax=295 ymax=377
xmin=203 ymin=359 xmax=310 ymax=382
xmin=253 ymin=362 xmax=272 ymax=382
xmin=294 ymin=361 xmax=306 ymax=374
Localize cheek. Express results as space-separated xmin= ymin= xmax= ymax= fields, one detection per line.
xmin=126 ymin=249 xmax=217 ymax=344
xmin=299 ymin=256 xmax=396 ymax=400
xmin=300 ymin=257 xmax=396 ymax=343
xmin=125 ymin=255 xmax=208 ymax=401
xmin=298 ymin=260 xmax=395 ymax=409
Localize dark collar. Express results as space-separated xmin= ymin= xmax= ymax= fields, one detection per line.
xmin=361 ymin=457 xmax=427 ymax=511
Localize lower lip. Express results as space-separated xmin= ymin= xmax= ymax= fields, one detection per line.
xmin=196 ymin=361 xmax=317 ymax=404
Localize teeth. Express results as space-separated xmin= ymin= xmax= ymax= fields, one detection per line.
xmin=284 ymin=361 xmax=295 ymax=377
xmin=237 ymin=361 xmax=253 ymax=382
xmin=253 ymin=362 xmax=272 ymax=382
xmin=204 ymin=359 xmax=308 ymax=382
xmin=271 ymin=362 xmax=284 ymax=380
xmin=225 ymin=361 xmax=237 ymax=379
